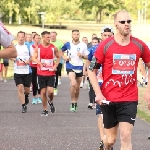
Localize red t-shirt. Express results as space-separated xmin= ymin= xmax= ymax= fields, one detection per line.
xmin=94 ymin=36 xmax=150 ymax=102
xmin=37 ymin=44 xmax=56 ymax=76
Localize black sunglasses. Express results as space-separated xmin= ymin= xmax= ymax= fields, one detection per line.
xmin=119 ymin=20 xmax=132 ymax=24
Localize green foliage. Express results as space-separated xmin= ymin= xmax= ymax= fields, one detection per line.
xmin=0 ymin=0 xmax=149 ymax=24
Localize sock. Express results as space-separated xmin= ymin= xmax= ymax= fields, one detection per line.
xmin=75 ymin=103 xmax=77 ymax=106
xmin=71 ymin=103 xmax=74 ymax=107
xmin=22 ymin=103 xmax=25 ymax=107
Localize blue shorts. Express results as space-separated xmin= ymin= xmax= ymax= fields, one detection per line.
xmin=96 ymin=104 xmax=102 ymax=115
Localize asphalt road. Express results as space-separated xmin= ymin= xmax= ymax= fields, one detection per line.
xmin=0 ymin=77 xmax=150 ymax=150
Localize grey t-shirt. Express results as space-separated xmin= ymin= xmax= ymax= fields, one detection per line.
xmin=0 ymin=22 xmax=14 ymax=48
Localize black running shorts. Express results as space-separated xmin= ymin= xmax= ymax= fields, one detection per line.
xmin=101 ymin=101 xmax=138 ymax=129
xmin=14 ymin=73 xmax=31 ymax=87
xmin=38 ymin=75 xmax=55 ymax=89
xmin=66 ymin=69 xmax=83 ymax=78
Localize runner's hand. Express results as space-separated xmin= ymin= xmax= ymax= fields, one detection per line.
xmin=144 ymin=90 xmax=150 ymax=110
xmin=95 ymin=93 xmax=106 ymax=105
xmin=53 ymin=65 xmax=57 ymax=71
xmin=77 ymin=51 xmax=82 ymax=58
xmin=25 ymin=59 xmax=29 ymax=65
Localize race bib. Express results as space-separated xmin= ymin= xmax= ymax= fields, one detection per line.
xmin=16 ymin=56 xmax=29 ymax=68
xmin=41 ymin=59 xmax=54 ymax=71
xmin=112 ymin=54 xmax=136 ymax=74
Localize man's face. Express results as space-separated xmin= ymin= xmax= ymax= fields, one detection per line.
xmin=92 ymin=39 xmax=98 ymax=46
xmin=72 ymin=31 xmax=80 ymax=42
xmin=115 ymin=12 xmax=131 ymax=36
xmin=101 ymin=32 xmax=114 ymax=41
xmin=82 ymin=37 xmax=88 ymax=44
xmin=42 ymin=34 xmax=50 ymax=44
xmin=26 ymin=34 xmax=32 ymax=42
xmin=34 ymin=35 xmax=41 ymax=44
xmin=50 ymin=33 xmax=57 ymax=42
xmin=92 ymin=34 xmax=97 ymax=39
xmin=17 ymin=33 xmax=25 ymax=44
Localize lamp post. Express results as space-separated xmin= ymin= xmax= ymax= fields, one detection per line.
xmin=38 ymin=12 xmax=46 ymax=29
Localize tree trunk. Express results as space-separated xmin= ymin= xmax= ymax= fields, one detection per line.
xmin=96 ymin=9 xmax=102 ymax=23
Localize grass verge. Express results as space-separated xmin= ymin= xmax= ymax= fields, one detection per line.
xmin=137 ymin=109 xmax=150 ymax=123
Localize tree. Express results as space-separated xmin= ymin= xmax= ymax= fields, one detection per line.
xmin=80 ymin=0 xmax=123 ymax=23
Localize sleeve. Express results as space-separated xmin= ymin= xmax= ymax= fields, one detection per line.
xmin=83 ymin=43 xmax=89 ymax=55
xmin=94 ymin=43 xmax=105 ymax=64
xmin=0 ymin=23 xmax=14 ymax=48
xmin=141 ymin=42 xmax=150 ymax=63
xmin=61 ymin=42 xmax=69 ymax=51
xmin=88 ymin=48 xmax=93 ymax=61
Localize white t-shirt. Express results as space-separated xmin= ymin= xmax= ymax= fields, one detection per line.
xmin=68 ymin=42 xmax=89 ymax=72
xmin=0 ymin=22 xmax=14 ymax=48
xmin=14 ymin=44 xmax=30 ymax=74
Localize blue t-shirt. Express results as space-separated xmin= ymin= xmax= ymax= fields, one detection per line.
xmin=88 ymin=44 xmax=99 ymax=61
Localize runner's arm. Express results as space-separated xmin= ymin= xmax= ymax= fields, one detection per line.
xmin=54 ymin=46 xmax=60 ymax=67
xmin=0 ymin=25 xmax=17 ymax=58
xmin=32 ymin=48 xmax=41 ymax=65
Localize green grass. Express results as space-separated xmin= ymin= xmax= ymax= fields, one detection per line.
xmin=137 ymin=109 xmax=150 ymax=123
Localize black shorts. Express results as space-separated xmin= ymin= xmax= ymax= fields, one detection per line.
xmin=14 ymin=73 xmax=31 ymax=87
xmin=66 ymin=69 xmax=83 ymax=78
xmin=38 ymin=75 xmax=55 ymax=89
xmin=4 ymin=63 xmax=9 ymax=67
xmin=101 ymin=101 xmax=138 ymax=129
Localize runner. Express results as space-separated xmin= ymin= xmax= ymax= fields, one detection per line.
xmin=80 ymin=37 xmax=89 ymax=89
xmin=61 ymin=30 xmax=89 ymax=112
xmin=0 ymin=22 xmax=17 ymax=58
xmin=30 ymin=34 xmax=42 ymax=104
xmin=11 ymin=31 xmax=31 ymax=113
xmin=87 ymin=27 xmax=114 ymax=150
xmin=32 ymin=31 xmax=60 ymax=116
xmin=50 ymin=31 xmax=64 ymax=95
xmin=88 ymin=10 xmax=150 ymax=150
xmin=25 ymin=34 xmax=34 ymax=46
xmin=88 ymin=33 xmax=97 ymax=48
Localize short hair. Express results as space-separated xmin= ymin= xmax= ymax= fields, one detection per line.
xmin=72 ymin=29 xmax=79 ymax=33
xmin=33 ymin=34 xmax=40 ymax=39
xmin=17 ymin=31 xmax=25 ymax=36
xmin=41 ymin=31 xmax=50 ymax=36
xmin=82 ymin=37 xmax=87 ymax=39
xmin=51 ymin=31 xmax=57 ymax=35
xmin=92 ymin=37 xmax=100 ymax=43
xmin=114 ymin=9 xmax=129 ymax=21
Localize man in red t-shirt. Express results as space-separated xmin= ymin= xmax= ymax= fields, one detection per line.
xmin=88 ymin=10 xmax=150 ymax=150
xmin=32 ymin=31 xmax=60 ymax=116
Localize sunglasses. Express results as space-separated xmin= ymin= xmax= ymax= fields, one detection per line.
xmin=118 ymin=20 xmax=132 ymax=24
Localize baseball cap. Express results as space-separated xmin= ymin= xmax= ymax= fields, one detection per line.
xmin=101 ymin=25 xmax=114 ymax=33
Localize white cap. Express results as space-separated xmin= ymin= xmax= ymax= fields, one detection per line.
xmin=101 ymin=25 xmax=114 ymax=33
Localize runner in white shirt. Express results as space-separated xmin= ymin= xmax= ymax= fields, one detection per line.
xmin=0 ymin=22 xmax=17 ymax=58
xmin=11 ymin=31 xmax=31 ymax=113
xmin=61 ymin=30 xmax=89 ymax=112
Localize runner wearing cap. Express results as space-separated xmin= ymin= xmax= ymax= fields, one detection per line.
xmin=87 ymin=26 xmax=114 ymax=150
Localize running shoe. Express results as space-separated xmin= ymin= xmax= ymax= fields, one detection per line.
xmin=80 ymin=82 xmax=83 ymax=88
xmin=70 ymin=103 xmax=75 ymax=112
xmin=32 ymin=98 xmax=37 ymax=104
xmin=99 ymin=141 xmax=104 ymax=150
xmin=74 ymin=104 xmax=78 ymax=112
xmin=54 ymin=88 xmax=58 ymax=96
xmin=58 ymin=79 xmax=61 ymax=85
xmin=88 ymin=103 xmax=93 ymax=109
xmin=37 ymin=97 xmax=42 ymax=104
xmin=41 ymin=110 xmax=48 ymax=116
xmin=49 ymin=102 xmax=56 ymax=113
xmin=148 ymin=135 xmax=150 ymax=139
xmin=4 ymin=79 xmax=7 ymax=82
xmin=22 ymin=105 xmax=27 ymax=113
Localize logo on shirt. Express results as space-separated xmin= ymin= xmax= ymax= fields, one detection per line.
xmin=0 ymin=22 xmax=10 ymax=34
xmin=77 ymin=47 xmax=80 ymax=51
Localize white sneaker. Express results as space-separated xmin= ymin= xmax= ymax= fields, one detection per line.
xmin=80 ymin=82 xmax=83 ymax=88
xmin=4 ymin=79 xmax=7 ymax=82
xmin=54 ymin=89 xmax=58 ymax=96
xmin=58 ymin=79 xmax=61 ymax=85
